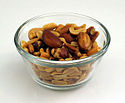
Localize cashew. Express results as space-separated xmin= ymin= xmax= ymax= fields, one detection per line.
xmin=69 ymin=26 xmax=86 ymax=35
xmin=59 ymin=37 xmax=67 ymax=44
xmin=51 ymin=31 xmax=60 ymax=37
xmin=28 ymin=28 xmax=43 ymax=39
xmin=42 ymin=23 xmax=57 ymax=30
xmin=56 ymin=24 xmax=64 ymax=32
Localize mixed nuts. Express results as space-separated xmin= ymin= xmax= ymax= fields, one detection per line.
xmin=21 ymin=23 xmax=101 ymax=85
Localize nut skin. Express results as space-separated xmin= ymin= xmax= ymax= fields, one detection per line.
xmin=43 ymin=30 xmax=62 ymax=48
xmin=59 ymin=48 xmax=69 ymax=59
xmin=60 ymin=33 xmax=73 ymax=43
xmin=77 ymin=32 xmax=92 ymax=50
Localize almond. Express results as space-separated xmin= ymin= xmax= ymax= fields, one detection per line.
xmin=59 ymin=48 xmax=69 ymax=59
xmin=43 ymin=30 xmax=62 ymax=48
xmin=77 ymin=32 xmax=92 ymax=50
xmin=60 ymin=33 xmax=73 ymax=43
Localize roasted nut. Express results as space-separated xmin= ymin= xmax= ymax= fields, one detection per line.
xmin=65 ymin=43 xmax=78 ymax=53
xmin=80 ymin=54 xmax=88 ymax=59
xmin=33 ymin=52 xmax=40 ymax=56
xmin=63 ymin=67 xmax=80 ymax=76
xmin=87 ymin=27 xmax=99 ymax=42
xmin=56 ymin=24 xmax=64 ymax=32
xmin=78 ymin=64 xmax=90 ymax=71
xmin=69 ymin=26 xmax=86 ymax=35
xmin=36 ymin=30 xmax=43 ymax=40
xmin=91 ymin=31 xmax=99 ymax=42
xmin=66 ymin=23 xmax=77 ymax=27
xmin=87 ymin=46 xmax=100 ymax=56
xmin=70 ymin=41 xmax=78 ymax=47
xmin=77 ymin=32 xmax=92 ymax=50
xmin=23 ymin=23 xmax=101 ymax=86
xmin=87 ymin=26 xmax=95 ymax=35
xmin=39 ymin=71 xmax=53 ymax=80
xmin=52 ymin=80 xmax=67 ymax=85
xmin=37 ymin=65 xmax=46 ymax=71
xmin=59 ymin=48 xmax=69 ymax=59
xmin=22 ymin=40 xmax=28 ymax=48
xmin=28 ymin=28 xmax=43 ymax=39
xmin=53 ymin=48 xmax=61 ymax=58
xmin=42 ymin=23 xmax=57 ymax=30
xmin=51 ymin=31 xmax=60 ymax=37
xmin=43 ymin=30 xmax=62 ymax=48
xmin=59 ymin=58 xmax=65 ymax=61
xmin=24 ymin=47 xmax=29 ymax=52
xmin=60 ymin=33 xmax=73 ymax=43
xmin=28 ymin=44 xmax=34 ymax=53
xmin=45 ymin=67 xmax=55 ymax=72
xmin=32 ymin=41 xmax=42 ymax=52
xmin=51 ymin=71 xmax=62 ymax=75
xmin=65 ymin=58 xmax=73 ymax=61
xmin=56 ymin=68 xmax=65 ymax=72
xmin=59 ymin=25 xmax=71 ymax=34
xmin=27 ymin=38 xmax=39 ymax=44
xmin=53 ymin=74 xmax=67 ymax=80
xmin=40 ymin=52 xmax=50 ymax=58
xmin=59 ymin=37 xmax=67 ymax=44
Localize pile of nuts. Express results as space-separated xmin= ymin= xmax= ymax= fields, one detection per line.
xmin=22 ymin=23 xmax=101 ymax=85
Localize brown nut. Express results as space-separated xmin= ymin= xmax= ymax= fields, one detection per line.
xmin=28 ymin=28 xmax=43 ymax=39
xmin=87 ymin=26 xmax=95 ymax=35
xmin=65 ymin=43 xmax=78 ymax=54
xmin=87 ymin=46 xmax=100 ymax=56
xmin=87 ymin=27 xmax=99 ymax=42
xmin=28 ymin=44 xmax=34 ymax=53
xmin=36 ymin=30 xmax=43 ymax=40
xmin=43 ymin=30 xmax=62 ymax=48
xmin=77 ymin=32 xmax=92 ymax=50
xmin=59 ymin=48 xmax=69 ymax=59
xmin=91 ymin=31 xmax=99 ymax=42
xmin=59 ymin=25 xmax=71 ymax=34
xmin=51 ymin=31 xmax=60 ymax=37
xmin=42 ymin=23 xmax=57 ymax=30
xmin=56 ymin=24 xmax=64 ymax=32
xmin=69 ymin=26 xmax=86 ymax=35
xmin=22 ymin=40 xmax=28 ymax=48
xmin=60 ymin=33 xmax=73 ymax=43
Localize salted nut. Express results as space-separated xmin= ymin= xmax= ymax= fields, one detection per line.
xmin=22 ymin=23 xmax=101 ymax=61
xmin=78 ymin=32 xmax=92 ymax=50
xmin=42 ymin=23 xmax=57 ymax=30
xmin=60 ymin=33 xmax=73 ymax=43
xmin=69 ymin=26 xmax=86 ymax=35
xmin=43 ymin=30 xmax=62 ymax=48
xmin=22 ymin=23 xmax=102 ymax=86
xmin=28 ymin=28 xmax=43 ymax=40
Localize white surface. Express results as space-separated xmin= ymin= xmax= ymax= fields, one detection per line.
xmin=0 ymin=0 xmax=125 ymax=103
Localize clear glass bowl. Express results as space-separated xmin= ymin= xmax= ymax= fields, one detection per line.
xmin=14 ymin=12 xmax=111 ymax=90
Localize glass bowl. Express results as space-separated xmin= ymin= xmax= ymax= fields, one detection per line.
xmin=14 ymin=12 xmax=111 ymax=90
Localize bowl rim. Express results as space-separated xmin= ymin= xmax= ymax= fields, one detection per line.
xmin=14 ymin=12 xmax=111 ymax=67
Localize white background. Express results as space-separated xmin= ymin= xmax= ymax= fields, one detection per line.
xmin=0 ymin=0 xmax=125 ymax=103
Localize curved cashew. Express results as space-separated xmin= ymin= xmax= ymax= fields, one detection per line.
xmin=69 ymin=26 xmax=86 ymax=35
xmin=42 ymin=23 xmax=57 ymax=30
xmin=28 ymin=28 xmax=43 ymax=39
xmin=51 ymin=31 xmax=60 ymax=37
